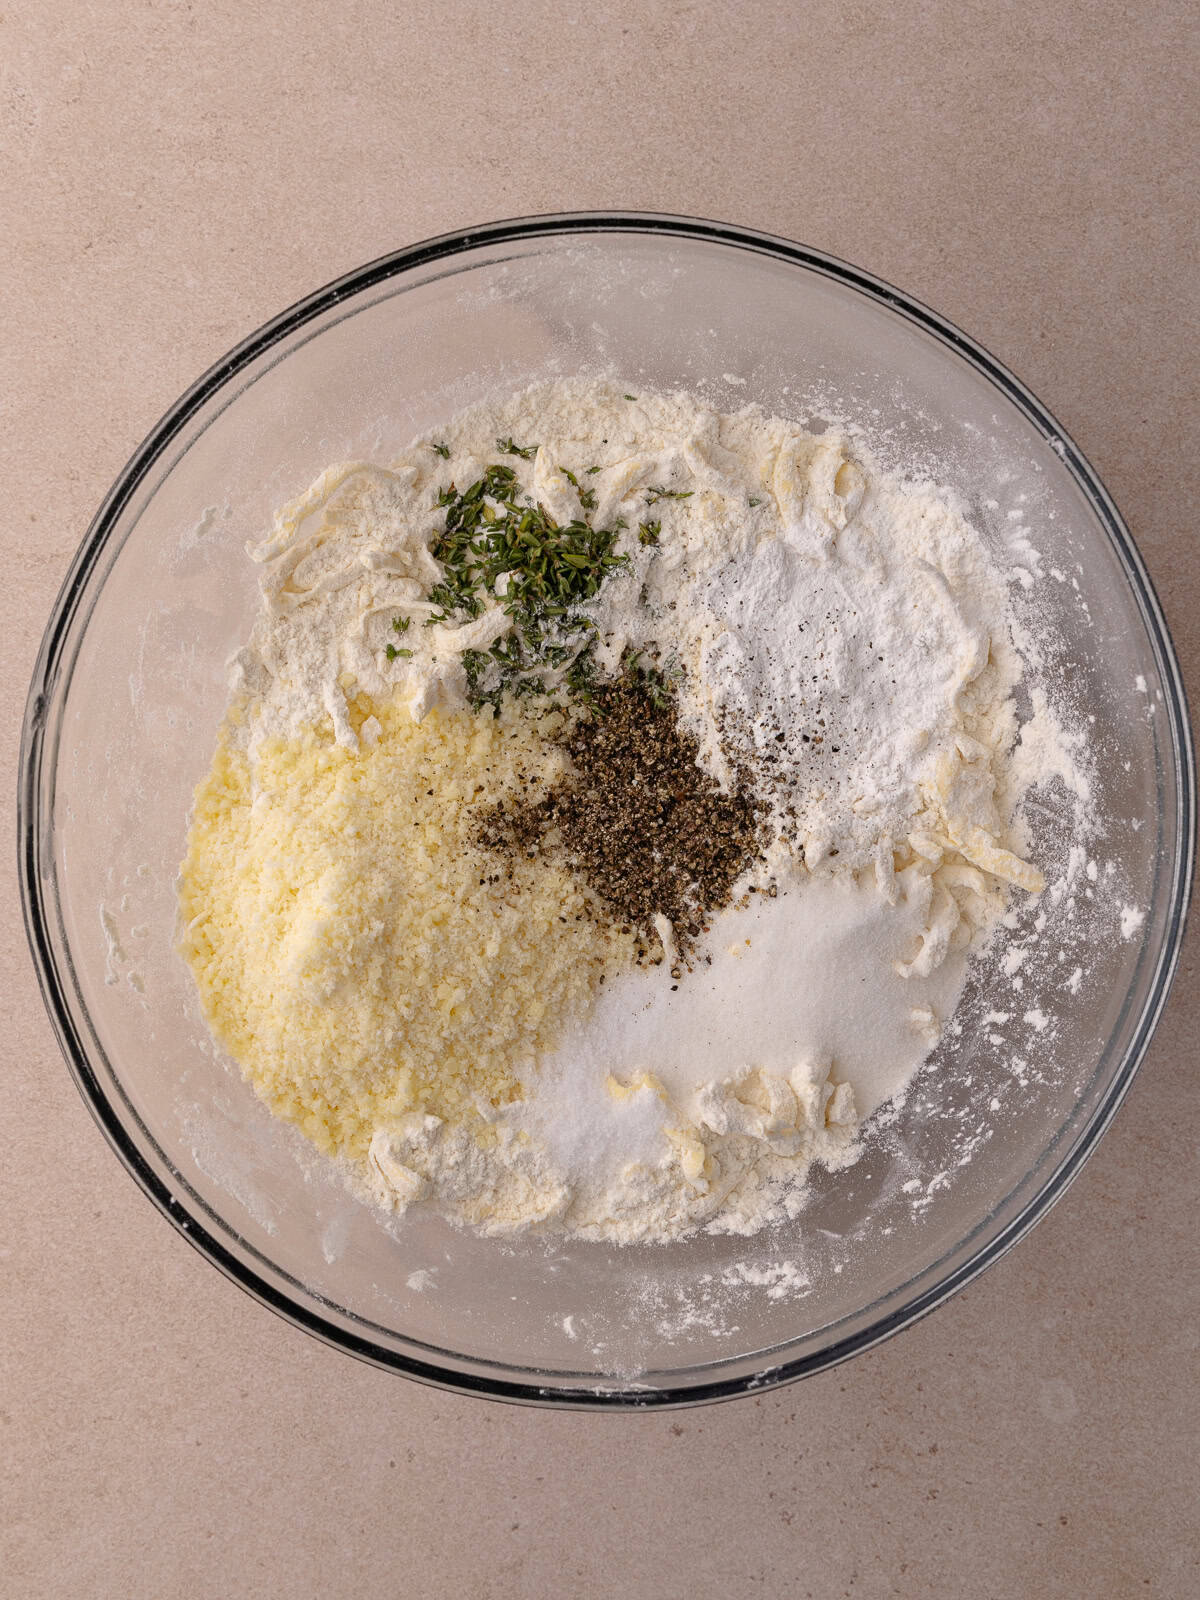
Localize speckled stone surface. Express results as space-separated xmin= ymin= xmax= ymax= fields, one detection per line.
xmin=3 ymin=3 xmax=1196 ymax=1596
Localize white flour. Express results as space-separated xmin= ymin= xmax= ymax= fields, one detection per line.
xmin=226 ymin=378 xmax=1090 ymax=1243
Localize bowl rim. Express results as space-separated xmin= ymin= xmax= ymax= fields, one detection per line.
xmin=18 ymin=210 xmax=1196 ymax=1409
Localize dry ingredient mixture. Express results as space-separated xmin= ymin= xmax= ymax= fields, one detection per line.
xmin=178 ymin=379 xmax=1089 ymax=1243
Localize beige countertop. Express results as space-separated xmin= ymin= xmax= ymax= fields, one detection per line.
xmin=3 ymin=2 xmax=1196 ymax=1595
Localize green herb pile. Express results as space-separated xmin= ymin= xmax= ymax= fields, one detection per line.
xmin=398 ymin=448 xmax=632 ymax=709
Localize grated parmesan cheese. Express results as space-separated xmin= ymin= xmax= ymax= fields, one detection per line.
xmin=179 ymin=696 xmax=628 ymax=1160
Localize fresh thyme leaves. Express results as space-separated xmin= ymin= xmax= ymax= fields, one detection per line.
xmin=496 ymin=436 xmax=537 ymax=460
xmin=559 ymin=464 xmax=598 ymax=512
xmin=638 ymin=519 xmax=661 ymax=546
xmin=620 ymin=646 xmax=679 ymax=711
xmin=392 ymin=617 xmax=411 ymax=633
xmin=386 ymin=644 xmax=413 ymax=660
xmin=585 ymin=465 xmax=602 ymax=475
xmin=564 ymin=645 xmax=598 ymax=707
xmin=460 ymin=647 xmax=490 ymax=699
xmin=645 ymin=485 xmax=693 ymax=506
xmin=643 ymin=671 xmax=675 ymax=712
xmin=623 ymin=393 xmax=637 ymax=401
xmin=423 ymin=462 xmax=629 ymax=707
xmin=431 ymin=442 xmax=451 ymax=459
xmin=748 ymin=497 xmax=762 ymax=507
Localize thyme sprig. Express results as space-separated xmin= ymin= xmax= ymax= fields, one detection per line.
xmin=645 ymin=485 xmax=693 ymax=506
xmin=496 ymin=436 xmax=537 ymax=460
xmin=558 ymin=464 xmax=598 ymax=511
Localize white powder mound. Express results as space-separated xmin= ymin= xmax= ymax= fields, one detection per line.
xmin=528 ymin=867 xmax=973 ymax=1240
xmin=231 ymin=378 xmax=1089 ymax=1243
xmin=538 ymin=869 xmax=973 ymax=1128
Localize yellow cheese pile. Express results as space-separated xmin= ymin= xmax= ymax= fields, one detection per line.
xmin=178 ymin=696 xmax=623 ymax=1163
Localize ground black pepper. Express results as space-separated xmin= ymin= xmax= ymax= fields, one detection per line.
xmin=476 ymin=663 xmax=762 ymax=962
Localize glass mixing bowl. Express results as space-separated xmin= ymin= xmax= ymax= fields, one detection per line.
xmin=20 ymin=213 xmax=1194 ymax=1407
